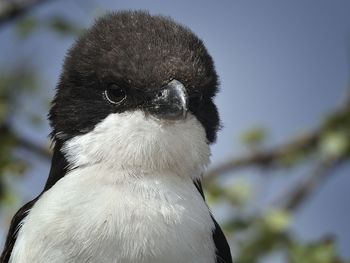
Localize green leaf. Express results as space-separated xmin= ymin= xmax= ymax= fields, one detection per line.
xmin=16 ymin=17 xmax=38 ymax=38
xmin=263 ymin=209 xmax=291 ymax=233
xmin=320 ymin=131 xmax=349 ymax=158
xmin=205 ymin=183 xmax=224 ymax=205
xmin=48 ymin=16 xmax=83 ymax=36
xmin=0 ymin=100 xmax=8 ymax=123
xmin=289 ymin=240 xmax=339 ymax=263
xmin=241 ymin=127 xmax=268 ymax=148
xmin=225 ymin=180 xmax=252 ymax=207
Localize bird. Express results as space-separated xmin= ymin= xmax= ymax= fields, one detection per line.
xmin=1 ymin=10 xmax=232 ymax=263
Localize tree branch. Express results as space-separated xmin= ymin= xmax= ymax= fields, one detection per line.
xmin=0 ymin=123 xmax=51 ymax=160
xmin=204 ymin=132 xmax=319 ymax=182
xmin=281 ymin=158 xmax=343 ymax=211
xmin=204 ymin=87 xmax=350 ymax=183
xmin=14 ymin=132 xmax=51 ymax=160
xmin=204 ymin=87 xmax=350 ymax=214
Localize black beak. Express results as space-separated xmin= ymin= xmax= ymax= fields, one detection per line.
xmin=146 ymin=79 xmax=188 ymax=121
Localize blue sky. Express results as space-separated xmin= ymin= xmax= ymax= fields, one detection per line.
xmin=1 ymin=0 xmax=350 ymax=261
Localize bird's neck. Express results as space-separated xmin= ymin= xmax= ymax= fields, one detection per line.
xmin=60 ymin=111 xmax=211 ymax=180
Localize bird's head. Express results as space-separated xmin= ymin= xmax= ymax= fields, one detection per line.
xmin=49 ymin=11 xmax=220 ymax=177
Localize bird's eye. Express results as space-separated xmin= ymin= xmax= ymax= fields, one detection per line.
xmin=104 ymin=84 xmax=127 ymax=105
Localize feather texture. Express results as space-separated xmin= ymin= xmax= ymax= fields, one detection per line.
xmin=9 ymin=111 xmax=217 ymax=263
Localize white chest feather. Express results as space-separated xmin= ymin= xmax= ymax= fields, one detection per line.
xmin=10 ymin=111 xmax=216 ymax=263
xmin=10 ymin=168 xmax=215 ymax=263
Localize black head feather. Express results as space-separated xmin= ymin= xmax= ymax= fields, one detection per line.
xmin=49 ymin=10 xmax=220 ymax=143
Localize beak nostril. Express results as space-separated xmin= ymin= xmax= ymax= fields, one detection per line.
xmin=145 ymin=79 xmax=188 ymax=121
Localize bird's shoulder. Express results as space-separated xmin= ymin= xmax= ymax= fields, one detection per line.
xmin=1 ymin=142 xmax=68 ymax=263
xmin=194 ymin=180 xmax=233 ymax=263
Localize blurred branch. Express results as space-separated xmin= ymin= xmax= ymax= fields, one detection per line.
xmin=0 ymin=0 xmax=50 ymax=27
xmin=0 ymin=123 xmax=51 ymax=160
xmin=204 ymin=132 xmax=319 ymax=182
xmin=205 ymin=86 xmax=350 ymax=225
xmin=14 ymin=131 xmax=51 ymax=160
xmin=204 ymin=86 xmax=350 ymax=183
xmin=282 ymin=158 xmax=343 ymax=211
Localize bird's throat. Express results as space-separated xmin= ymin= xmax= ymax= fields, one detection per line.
xmin=62 ymin=110 xmax=211 ymax=180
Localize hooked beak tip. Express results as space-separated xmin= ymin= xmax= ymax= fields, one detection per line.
xmin=146 ymin=79 xmax=188 ymax=121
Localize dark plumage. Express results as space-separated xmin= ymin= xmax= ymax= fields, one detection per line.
xmin=1 ymin=11 xmax=232 ymax=263
xmin=50 ymin=11 xmax=220 ymax=143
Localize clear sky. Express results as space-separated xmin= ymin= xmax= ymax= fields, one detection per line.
xmin=1 ymin=0 xmax=350 ymax=261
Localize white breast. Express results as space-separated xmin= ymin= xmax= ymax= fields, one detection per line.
xmin=10 ymin=111 xmax=216 ymax=263
xmin=10 ymin=167 xmax=215 ymax=263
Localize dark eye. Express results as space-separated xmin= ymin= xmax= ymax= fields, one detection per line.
xmin=104 ymin=84 xmax=127 ymax=105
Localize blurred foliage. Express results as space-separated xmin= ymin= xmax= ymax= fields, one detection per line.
xmin=16 ymin=15 xmax=83 ymax=38
xmin=0 ymin=69 xmax=40 ymax=202
xmin=16 ymin=16 xmax=37 ymax=37
xmin=206 ymin=180 xmax=252 ymax=208
xmin=288 ymin=237 xmax=345 ymax=263
xmin=241 ymin=127 xmax=268 ymax=149
xmin=0 ymin=1 xmax=350 ymax=263
xmin=321 ymin=108 xmax=350 ymax=158
xmin=206 ymin=103 xmax=350 ymax=262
